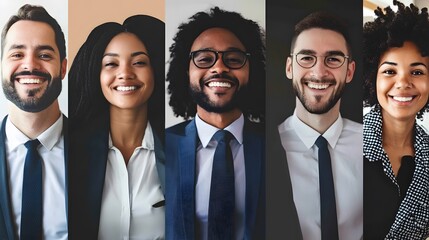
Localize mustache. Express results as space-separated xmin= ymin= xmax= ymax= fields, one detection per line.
xmin=301 ymin=76 xmax=336 ymax=84
xmin=201 ymin=73 xmax=239 ymax=85
xmin=11 ymin=70 xmax=52 ymax=81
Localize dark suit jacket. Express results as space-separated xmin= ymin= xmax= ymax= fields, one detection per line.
xmin=165 ymin=118 xmax=265 ymax=240
xmin=0 ymin=115 xmax=68 ymax=240
xmin=68 ymin=119 xmax=165 ymax=240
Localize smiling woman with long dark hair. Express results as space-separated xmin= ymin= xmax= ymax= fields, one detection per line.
xmin=68 ymin=15 xmax=165 ymax=239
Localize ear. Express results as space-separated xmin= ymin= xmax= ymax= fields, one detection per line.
xmin=286 ymin=56 xmax=293 ymax=80
xmin=345 ymin=60 xmax=355 ymax=83
xmin=60 ymin=58 xmax=67 ymax=80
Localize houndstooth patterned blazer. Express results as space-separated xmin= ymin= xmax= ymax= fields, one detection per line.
xmin=364 ymin=107 xmax=429 ymax=240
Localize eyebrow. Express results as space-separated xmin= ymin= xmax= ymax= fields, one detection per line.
xmin=8 ymin=44 xmax=56 ymax=52
xmin=379 ymin=61 xmax=427 ymax=68
xmin=103 ymin=51 xmax=149 ymax=58
xmin=195 ymin=47 xmax=245 ymax=52
xmin=296 ymin=49 xmax=346 ymax=56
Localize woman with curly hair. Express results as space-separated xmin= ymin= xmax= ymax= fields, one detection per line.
xmin=68 ymin=15 xmax=165 ymax=239
xmin=363 ymin=1 xmax=429 ymax=239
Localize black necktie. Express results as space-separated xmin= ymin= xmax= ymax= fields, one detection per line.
xmin=315 ymin=136 xmax=339 ymax=240
xmin=208 ymin=130 xmax=235 ymax=240
xmin=21 ymin=139 xmax=43 ymax=240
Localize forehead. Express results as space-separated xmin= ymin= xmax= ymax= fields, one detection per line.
xmin=380 ymin=41 xmax=429 ymax=64
xmin=190 ymin=27 xmax=245 ymax=51
xmin=104 ymin=32 xmax=148 ymax=53
xmin=3 ymin=20 xmax=58 ymax=52
xmin=293 ymin=28 xmax=348 ymax=54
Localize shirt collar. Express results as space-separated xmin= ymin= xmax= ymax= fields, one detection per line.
xmin=6 ymin=114 xmax=63 ymax=151
xmin=195 ymin=114 xmax=244 ymax=148
xmin=291 ymin=111 xmax=343 ymax=149
xmin=108 ymin=121 xmax=154 ymax=150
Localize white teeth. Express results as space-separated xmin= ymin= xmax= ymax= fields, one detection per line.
xmin=307 ymin=83 xmax=329 ymax=90
xmin=208 ymin=82 xmax=232 ymax=88
xmin=393 ymin=96 xmax=413 ymax=102
xmin=19 ymin=78 xmax=42 ymax=84
xmin=116 ymin=86 xmax=137 ymax=92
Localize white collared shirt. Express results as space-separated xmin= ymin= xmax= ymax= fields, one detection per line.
xmin=195 ymin=114 xmax=246 ymax=240
xmin=98 ymin=122 xmax=164 ymax=240
xmin=278 ymin=112 xmax=363 ymax=240
xmin=5 ymin=115 xmax=67 ymax=240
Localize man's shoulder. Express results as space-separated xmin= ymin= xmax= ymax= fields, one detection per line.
xmin=166 ymin=120 xmax=192 ymax=136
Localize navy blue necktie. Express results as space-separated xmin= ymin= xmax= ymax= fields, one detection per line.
xmin=21 ymin=139 xmax=43 ymax=240
xmin=208 ymin=130 xmax=235 ymax=240
xmin=315 ymin=136 xmax=339 ymax=240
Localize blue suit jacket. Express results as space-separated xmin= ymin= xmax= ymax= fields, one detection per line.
xmin=0 ymin=115 xmax=68 ymax=240
xmin=165 ymin=119 xmax=265 ymax=240
xmin=68 ymin=119 xmax=165 ymax=239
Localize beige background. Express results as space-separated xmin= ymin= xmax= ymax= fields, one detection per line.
xmin=69 ymin=0 xmax=164 ymax=64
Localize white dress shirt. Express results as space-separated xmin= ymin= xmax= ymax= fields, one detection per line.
xmin=278 ymin=112 xmax=363 ymax=240
xmin=5 ymin=115 xmax=67 ymax=240
xmin=195 ymin=114 xmax=246 ymax=240
xmin=98 ymin=122 xmax=165 ymax=240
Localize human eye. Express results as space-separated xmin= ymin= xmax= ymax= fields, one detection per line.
xmin=103 ymin=61 xmax=118 ymax=68
xmin=195 ymin=52 xmax=214 ymax=63
xmin=224 ymin=51 xmax=245 ymax=64
xmin=326 ymin=55 xmax=342 ymax=63
xmin=411 ymin=69 xmax=426 ymax=76
xmin=381 ymin=69 xmax=396 ymax=75
xmin=298 ymin=54 xmax=315 ymax=62
xmin=39 ymin=52 xmax=53 ymax=60
xmin=9 ymin=52 xmax=23 ymax=59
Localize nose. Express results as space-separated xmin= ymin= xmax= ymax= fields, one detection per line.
xmin=209 ymin=54 xmax=230 ymax=73
xmin=117 ymin=64 xmax=135 ymax=80
xmin=21 ymin=55 xmax=41 ymax=71
xmin=309 ymin=57 xmax=329 ymax=79
xmin=395 ymin=73 xmax=412 ymax=89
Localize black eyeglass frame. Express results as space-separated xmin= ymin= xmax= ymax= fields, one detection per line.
xmin=189 ymin=49 xmax=251 ymax=69
xmin=290 ymin=53 xmax=350 ymax=69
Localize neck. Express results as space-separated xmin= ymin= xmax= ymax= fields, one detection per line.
xmin=381 ymin=111 xmax=414 ymax=148
xmin=294 ymin=98 xmax=340 ymax=134
xmin=196 ymin=106 xmax=242 ymax=129
xmin=109 ymin=105 xmax=148 ymax=147
xmin=9 ymin=101 xmax=61 ymax=139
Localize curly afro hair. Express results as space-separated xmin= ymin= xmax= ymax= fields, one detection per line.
xmin=166 ymin=7 xmax=265 ymax=122
xmin=363 ymin=0 xmax=429 ymax=119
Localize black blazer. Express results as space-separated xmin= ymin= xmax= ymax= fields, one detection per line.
xmin=68 ymin=119 xmax=165 ymax=239
xmin=0 ymin=115 xmax=68 ymax=240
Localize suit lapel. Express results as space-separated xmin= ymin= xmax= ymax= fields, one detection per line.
xmin=242 ymin=122 xmax=264 ymax=239
xmin=179 ymin=120 xmax=198 ymax=239
xmin=0 ymin=116 xmax=17 ymax=239
xmin=86 ymin=124 xmax=109 ymax=234
xmin=153 ymin=132 xmax=166 ymax=194
xmin=62 ymin=115 xmax=68 ymax=218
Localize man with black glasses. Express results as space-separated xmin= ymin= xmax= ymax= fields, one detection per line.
xmin=277 ymin=11 xmax=363 ymax=240
xmin=165 ymin=7 xmax=265 ymax=240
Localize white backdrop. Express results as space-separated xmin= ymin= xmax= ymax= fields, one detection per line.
xmin=165 ymin=0 xmax=265 ymax=127
xmin=0 ymin=0 xmax=68 ymax=118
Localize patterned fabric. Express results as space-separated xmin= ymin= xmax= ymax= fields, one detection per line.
xmin=364 ymin=107 xmax=429 ymax=239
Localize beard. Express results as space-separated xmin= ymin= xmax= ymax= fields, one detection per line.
xmin=2 ymin=70 xmax=62 ymax=113
xmin=293 ymin=76 xmax=346 ymax=114
xmin=189 ymin=73 xmax=246 ymax=113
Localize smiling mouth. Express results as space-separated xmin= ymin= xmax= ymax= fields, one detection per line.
xmin=306 ymin=82 xmax=331 ymax=90
xmin=206 ymin=81 xmax=233 ymax=88
xmin=114 ymin=85 xmax=140 ymax=92
xmin=391 ymin=96 xmax=415 ymax=102
xmin=17 ymin=78 xmax=45 ymax=84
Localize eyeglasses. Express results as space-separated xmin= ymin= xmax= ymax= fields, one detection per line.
xmin=291 ymin=53 xmax=350 ymax=69
xmin=190 ymin=49 xmax=250 ymax=69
